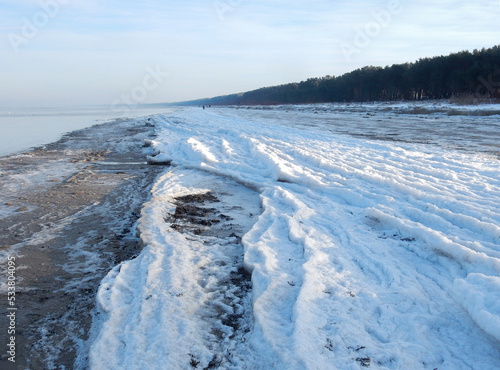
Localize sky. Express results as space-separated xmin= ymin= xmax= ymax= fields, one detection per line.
xmin=0 ymin=0 xmax=499 ymax=107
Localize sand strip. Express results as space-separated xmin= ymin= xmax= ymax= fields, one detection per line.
xmin=0 ymin=116 xmax=166 ymax=369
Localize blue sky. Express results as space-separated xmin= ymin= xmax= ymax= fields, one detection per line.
xmin=1 ymin=0 xmax=499 ymax=107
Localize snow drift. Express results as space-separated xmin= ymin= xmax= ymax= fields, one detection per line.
xmin=89 ymin=105 xmax=500 ymax=369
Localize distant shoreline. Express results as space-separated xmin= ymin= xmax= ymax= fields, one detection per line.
xmin=177 ymin=97 xmax=500 ymax=109
xmin=175 ymin=46 xmax=500 ymax=107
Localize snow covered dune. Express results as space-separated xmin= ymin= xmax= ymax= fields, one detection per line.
xmin=90 ymin=107 xmax=500 ymax=369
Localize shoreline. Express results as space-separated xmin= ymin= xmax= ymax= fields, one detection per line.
xmin=0 ymin=106 xmax=176 ymax=158
xmin=0 ymin=116 xmax=166 ymax=369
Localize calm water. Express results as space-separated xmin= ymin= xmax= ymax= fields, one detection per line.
xmin=0 ymin=105 xmax=175 ymax=157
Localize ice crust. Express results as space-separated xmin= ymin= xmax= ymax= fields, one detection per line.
xmin=90 ymin=105 xmax=500 ymax=369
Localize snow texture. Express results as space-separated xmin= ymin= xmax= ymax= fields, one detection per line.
xmin=89 ymin=104 xmax=500 ymax=369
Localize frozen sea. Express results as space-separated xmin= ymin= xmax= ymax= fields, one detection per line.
xmin=87 ymin=102 xmax=500 ymax=369
xmin=0 ymin=105 xmax=173 ymax=157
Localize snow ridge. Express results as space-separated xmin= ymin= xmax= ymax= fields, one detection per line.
xmin=90 ymin=169 xmax=263 ymax=369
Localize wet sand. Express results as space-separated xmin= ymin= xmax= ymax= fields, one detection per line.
xmin=0 ymin=117 xmax=166 ymax=369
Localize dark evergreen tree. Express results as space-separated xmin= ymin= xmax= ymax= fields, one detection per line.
xmin=179 ymin=46 xmax=500 ymax=106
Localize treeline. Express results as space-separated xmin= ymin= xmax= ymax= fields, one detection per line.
xmin=183 ymin=46 xmax=500 ymax=106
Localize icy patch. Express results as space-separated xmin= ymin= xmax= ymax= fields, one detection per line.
xmin=0 ymin=207 xmax=84 ymax=293
xmin=0 ymin=156 xmax=82 ymax=219
xmin=215 ymin=102 xmax=500 ymax=156
xmin=89 ymin=168 xmax=262 ymax=369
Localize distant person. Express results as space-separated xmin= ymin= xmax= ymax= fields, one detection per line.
xmin=203 ymin=105 xmax=205 ymax=110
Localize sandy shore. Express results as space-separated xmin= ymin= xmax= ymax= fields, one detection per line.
xmin=0 ymin=116 xmax=165 ymax=369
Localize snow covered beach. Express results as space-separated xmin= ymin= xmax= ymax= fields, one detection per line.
xmin=89 ymin=104 xmax=500 ymax=369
